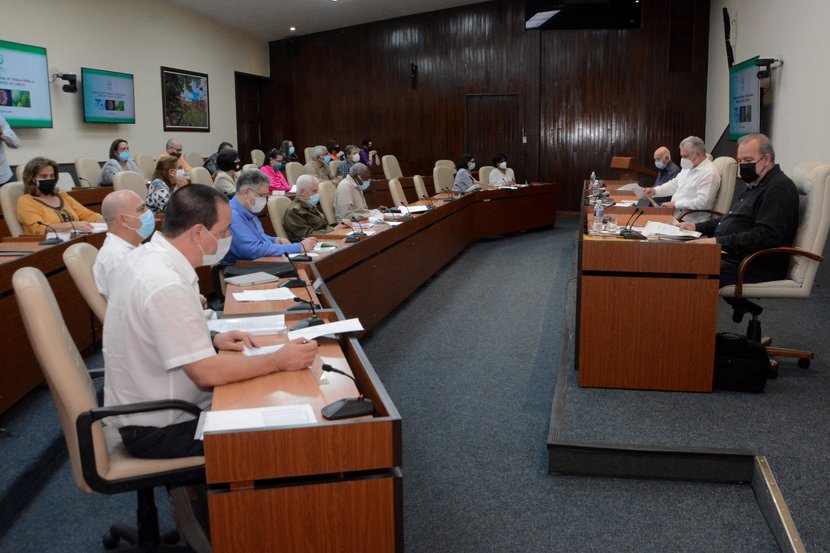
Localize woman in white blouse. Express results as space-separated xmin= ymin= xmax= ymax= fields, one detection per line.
xmin=489 ymin=153 xmax=516 ymax=187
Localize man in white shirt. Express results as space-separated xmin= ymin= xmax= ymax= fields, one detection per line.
xmin=104 ymin=184 xmax=318 ymax=459
xmin=645 ymin=136 xmax=720 ymax=223
xmin=93 ymin=190 xmax=154 ymax=299
xmin=335 ymin=163 xmax=373 ymax=221
xmin=0 ymin=115 xmax=21 ymax=185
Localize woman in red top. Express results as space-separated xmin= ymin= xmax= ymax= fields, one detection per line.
xmin=260 ymin=148 xmax=291 ymax=193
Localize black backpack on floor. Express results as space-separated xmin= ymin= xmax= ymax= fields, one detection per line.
xmin=713 ymin=333 xmax=769 ymax=393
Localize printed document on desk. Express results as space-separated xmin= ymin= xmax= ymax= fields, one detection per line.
xmin=232 ymin=288 xmax=296 ymax=302
xmin=196 ymin=404 xmax=317 ymax=439
xmin=208 ymin=314 xmax=286 ymax=335
xmin=642 ymin=221 xmax=701 ymax=238
xmin=287 ymin=318 xmax=364 ymax=341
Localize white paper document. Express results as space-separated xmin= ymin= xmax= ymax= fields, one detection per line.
xmin=498 ymin=185 xmax=519 ymax=190
xmin=208 ymin=315 xmax=286 ymax=335
xmin=196 ymin=404 xmax=317 ymax=439
xmin=242 ymin=343 xmax=285 ymax=356
xmin=224 ymin=271 xmax=280 ymax=286
xmin=90 ymin=222 xmax=108 ymax=233
xmin=232 ymin=288 xmax=296 ymax=302
xmin=288 ymin=252 xmax=320 ymax=259
xmin=641 ymin=221 xmax=702 ymax=238
xmin=287 ymin=318 xmax=364 ymax=341
xmin=402 ymin=205 xmax=430 ymax=213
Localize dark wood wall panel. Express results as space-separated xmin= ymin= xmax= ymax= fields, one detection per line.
xmin=264 ymin=0 xmax=709 ymax=211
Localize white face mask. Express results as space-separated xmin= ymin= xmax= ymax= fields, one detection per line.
xmin=680 ymin=157 xmax=694 ymax=171
xmin=198 ymin=226 xmax=232 ymax=266
xmin=351 ymin=153 xmax=360 ymax=163
xmin=498 ymin=162 xmax=507 ymax=169
xmin=248 ymin=190 xmax=267 ymax=213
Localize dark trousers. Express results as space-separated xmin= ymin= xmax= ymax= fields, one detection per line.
xmin=119 ymin=419 xmax=204 ymax=459
xmin=720 ymin=257 xmax=787 ymax=288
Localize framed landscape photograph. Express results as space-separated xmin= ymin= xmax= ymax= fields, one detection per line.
xmin=161 ymin=66 xmax=210 ymax=132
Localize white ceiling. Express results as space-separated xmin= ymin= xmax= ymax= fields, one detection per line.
xmin=165 ymin=0 xmax=483 ymax=42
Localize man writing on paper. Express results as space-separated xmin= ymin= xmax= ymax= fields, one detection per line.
xmin=104 ymin=184 xmax=319 ymax=459
xmin=678 ymin=133 xmax=799 ymax=287
xmin=645 ymin=136 xmax=720 ymax=223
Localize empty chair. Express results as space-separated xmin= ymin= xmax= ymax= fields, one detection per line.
xmin=478 ymin=166 xmax=494 ymax=188
xmin=267 ymin=195 xmax=293 ymax=240
xmin=113 ymin=171 xmax=148 ymax=200
xmin=135 ymin=154 xmax=155 ymax=181
xmin=57 ymin=172 xmax=76 ymax=192
xmin=285 ymin=161 xmax=304 ymax=187
xmin=435 ymin=159 xmax=456 ymax=175
xmin=250 ymin=149 xmax=265 ymax=166
xmin=318 ymin=180 xmax=336 ymax=224
xmin=75 ymin=157 xmax=102 ymax=188
xmin=12 ymin=266 xmax=205 ymax=553
xmin=328 ymin=159 xmax=341 ymax=180
xmin=189 ymin=166 xmax=213 ymax=186
xmin=0 ymin=182 xmax=24 ymax=236
xmin=388 ymin=178 xmax=405 ymax=207
xmin=63 ymin=243 xmax=106 ymax=323
xmin=303 ymin=147 xmax=313 ymax=165
xmin=183 ymin=152 xmax=204 ymax=170
xmin=382 ymin=155 xmax=403 ymax=181
xmin=413 ymin=175 xmax=429 ymax=200
xmin=433 ymin=166 xmax=455 ymax=195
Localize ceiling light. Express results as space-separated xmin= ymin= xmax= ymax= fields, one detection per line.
xmin=525 ymin=10 xmax=560 ymax=29
xmin=289 ymin=26 xmax=296 ymax=31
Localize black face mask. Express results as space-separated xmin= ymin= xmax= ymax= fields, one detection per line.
xmin=739 ymin=161 xmax=760 ymax=184
xmin=37 ymin=179 xmax=57 ymax=195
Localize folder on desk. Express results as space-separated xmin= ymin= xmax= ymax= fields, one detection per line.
xmin=224 ymin=271 xmax=280 ymax=286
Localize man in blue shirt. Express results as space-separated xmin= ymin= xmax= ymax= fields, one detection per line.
xmin=223 ymin=169 xmax=316 ymax=263
xmin=652 ymin=145 xmax=681 ymax=202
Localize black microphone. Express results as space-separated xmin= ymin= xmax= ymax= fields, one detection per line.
xmin=420 ymin=194 xmax=435 ymax=210
xmin=396 ymin=199 xmax=414 ymax=221
xmin=440 ymin=186 xmax=456 ymax=202
xmin=620 ymin=208 xmax=641 ymax=231
xmin=620 ymin=209 xmax=647 ymax=240
xmin=289 ymin=281 xmax=326 ymax=330
xmin=290 ymin=241 xmax=312 ymax=263
xmin=350 ymin=218 xmax=367 ymax=237
xmin=37 ymin=221 xmax=64 ymax=245
xmin=278 ymin=252 xmax=307 ymax=288
xmin=320 ymin=364 xmax=375 ymax=420
xmin=67 ymin=219 xmax=82 ymax=238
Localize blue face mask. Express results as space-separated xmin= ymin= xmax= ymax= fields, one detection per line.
xmin=324 ymin=155 xmax=332 ymax=164
xmin=118 ymin=151 xmax=130 ymax=162
xmin=288 ymin=146 xmax=295 ymax=154
xmin=655 ymin=160 xmax=666 ymax=170
xmin=127 ymin=209 xmax=155 ymax=240
xmin=360 ymin=179 xmax=371 ymax=191
xmin=274 ymin=161 xmax=283 ymax=170
xmin=468 ymin=162 xmax=476 ymax=171
xmin=308 ymin=193 xmax=320 ymax=206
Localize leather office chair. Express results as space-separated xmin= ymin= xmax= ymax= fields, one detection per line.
xmin=0 ymin=182 xmax=25 ymax=236
xmin=188 ymin=166 xmax=213 ymax=186
xmin=63 ymin=243 xmax=107 ymax=323
xmin=678 ymin=156 xmax=737 ymax=222
xmin=478 ymin=166 xmax=494 ymax=189
xmin=318 ymin=180 xmax=337 ymax=224
xmin=250 ymin=149 xmax=265 ymax=166
xmin=183 ymin=152 xmax=204 ymax=171
xmin=328 ymin=159 xmax=341 ymax=180
xmin=413 ymin=175 xmax=429 ymax=200
xmin=135 ymin=154 xmax=155 ymax=182
xmin=303 ymin=147 xmax=313 ymax=165
xmin=285 ymin=162 xmax=304 ymax=186
xmin=12 ymin=267 xmax=205 ymax=552
xmin=719 ymin=162 xmax=830 ymax=368
xmin=434 ymin=159 xmax=456 ymax=174
xmin=113 ymin=171 xmax=149 ymax=200
xmin=57 ymin=171 xmax=76 ymax=191
xmin=15 ymin=163 xmax=24 ymax=181
xmin=75 ymin=157 xmax=102 ymax=188
xmin=267 ymin=195 xmax=293 ymax=240
xmin=382 ymin=155 xmax=403 ymax=181
xmin=242 ymin=163 xmax=258 ymax=173
xmin=388 ymin=178 xmax=405 ymax=207
xmin=433 ymin=166 xmax=454 ymax=195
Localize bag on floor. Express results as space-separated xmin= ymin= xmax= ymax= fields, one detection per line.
xmin=713 ymin=332 xmax=769 ymax=392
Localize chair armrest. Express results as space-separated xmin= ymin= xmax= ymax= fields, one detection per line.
xmin=88 ymin=368 xmax=105 ymax=379
xmin=677 ymin=209 xmax=723 ymax=222
xmin=734 ymin=247 xmax=824 ymax=297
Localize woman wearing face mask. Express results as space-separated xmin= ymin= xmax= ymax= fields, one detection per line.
xmin=213 ymin=149 xmax=241 ymax=199
xmin=489 ymin=153 xmax=516 ymax=188
xmin=260 ymin=148 xmax=291 ymax=193
xmin=335 ymin=145 xmax=362 ymax=183
xmin=17 ymin=156 xmax=104 ymax=234
xmin=359 ymin=137 xmax=380 ymax=166
xmin=100 ymin=139 xmax=144 ymax=186
xmin=326 ymin=139 xmax=344 ymax=163
xmin=146 ymin=155 xmax=188 ymax=214
xmin=452 ymin=153 xmax=481 ymax=193
xmin=279 ymin=140 xmax=298 ymax=163
xmin=222 ymin=170 xmax=317 ymax=264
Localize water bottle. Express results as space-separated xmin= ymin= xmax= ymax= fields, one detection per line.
xmin=590 ymin=172 xmax=599 ymax=197
xmin=592 ymin=198 xmax=604 ymax=232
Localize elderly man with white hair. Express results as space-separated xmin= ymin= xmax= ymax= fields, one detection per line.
xmin=283 ymin=175 xmax=353 ymax=242
xmin=645 ymin=136 xmax=720 ymax=223
xmin=303 ymin=145 xmax=330 ymax=182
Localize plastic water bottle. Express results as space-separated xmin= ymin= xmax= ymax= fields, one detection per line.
xmin=590 ymin=172 xmax=599 ymax=197
xmin=592 ymin=198 xmax=604 ymax=232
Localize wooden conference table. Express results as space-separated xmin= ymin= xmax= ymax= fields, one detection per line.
xmin=576 ymin=181 xmax=721 ymax=392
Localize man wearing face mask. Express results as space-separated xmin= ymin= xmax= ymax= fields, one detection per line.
xmin=223 ymin=169 xmax=316 ymax=264
xmin=678 ymin=133 xmax=799 ymax=287
xmin=93 ymin=190 xmax=155 ymax=299
xmin=651 ymin=145 xmax=681 ymax=202
xmin=159 ymin=137 xmax=192 ymax=173
xmin=104 ymin=184 xmax=319 ymax=460
xmin=335 ymin=145 xmax=362 ymax=183
xmin=335 ymin=163 xmax=373 ymax=221
xmin=303 ymin=145 xmax=331 ymax=182
xmin=644 ymin=137 xmax=720 ymax=223
xmin=284 ymin=175 xmax=353 ymax=241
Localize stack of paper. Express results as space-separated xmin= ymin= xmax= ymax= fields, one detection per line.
xmin=232 ymin=288 xmax=296 ymax=302
xmin=641 ymin=221 xmax=701 ymax=238
xmin=195 ymin=404 xmax=317 ymax=439
xmin=224 ymin=271 xmax=280 ymax=286
xmin=208 ymin=315 xmax=286 ymax=335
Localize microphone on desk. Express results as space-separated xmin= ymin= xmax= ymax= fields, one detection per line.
xmin=278 ymin=252 xmax=308 ymax=288
xmin=620 ymin=209 xmax=647 ymax=240
xmin=440 ymin=186 xmax=456 ymax=202
xmin=396 ymin=199 xmax=414 ymax=221
xmin=67 ymin=219 xmax=82 ymax=238
xmin=350 ymin=218 xmax=367 ymax=237
xmin=37 ymin=221 xmax=64 ymax=245
xmin=290 ymin=241 xmax=312 ymax=263
xmin=420 ymin=194 xmax=435 ymax=210
xmin=289 ymin=281 xmax=326 ymax=330
xmin=320 ymin=364 xmax=375 ymax=420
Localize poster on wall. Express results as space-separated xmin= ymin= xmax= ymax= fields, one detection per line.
xmin=161 ymin=66 xmax=209 ymax=132
xmin=728 ymin=56 xmax=761 ymax=140
xmin=0 ymin=39 xmax=53 ymax=128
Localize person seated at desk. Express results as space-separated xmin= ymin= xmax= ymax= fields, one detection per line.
xmin=644 ymin=136 xmax=720 ymax=223
xmin=158 ymin=137 xmax=191 ymax=173
xmin=93 ymin=190 xmax=154 ymax=299
xmin=279 ymin=139 xmax=298 ymax=163
xmin=359 ymin=137 xmax=380 ymax=166
xmin=452 ymin=154 xmax=481 ymax=193
xmin=103 ymin=184 xmax=320 ymax=460
xmin=16 ymin=156 xmax=103 ymax=235
xmin=284 ymin=175 xmax=352 ymax=241
xmin=146 ymin=155 xmax=188 ymax=214
xmin=335 ymin=163 xmax=373 ymax=221
xmin=335 ymin=145 xmax=361 ymax=183
xmin=303 ymin=145 xmax=331 ymax=182
xmin=213 ymin=149 xmax=241 ymax=198
xmin=260 ymin=148 xmax=291 ymax=193
xmin=679 ymin=133 xmax=799 ymax=287
xmin=327 ymin=139 xmax=344 ymax=162
xmin=223 ymin=169 xmax=316 ymax=264
xmin=489 ymin=153 xmax=516 ymax=188
xmin=100 ymin=139 xmax=144 ymax=186
xmin=652 ymin=145 xmax=681 ymax=203
xmin=203 ymin=141 xmax=234 ymax=176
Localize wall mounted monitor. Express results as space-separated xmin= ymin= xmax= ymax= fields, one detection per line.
xmin=729 ymin=56 xmax=761 ymax=140
xmin=81 ymin=67 xmax=136 ymax=124
xmin=0 ymin=39 xmax=53 ymax=128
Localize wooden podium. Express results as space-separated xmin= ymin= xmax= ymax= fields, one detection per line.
xmin=610 ymin=156 xmax=657 ymax=183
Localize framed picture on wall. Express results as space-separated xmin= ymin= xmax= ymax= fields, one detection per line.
xmin=161 ymin=66 xmax=210 ymax=132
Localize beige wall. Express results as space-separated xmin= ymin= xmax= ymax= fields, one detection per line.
xmin=3 ymin=0 xmax=268 ymax=167
xmin=706 ymin=0 xmax=830 ymax=169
